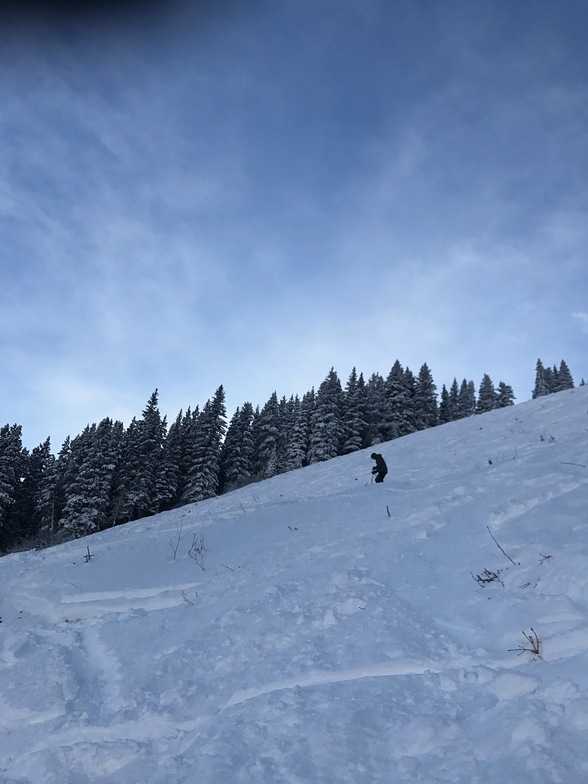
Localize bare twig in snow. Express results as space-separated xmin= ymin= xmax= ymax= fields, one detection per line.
xmin=471 ymin=568 xmax=504 ymax=588
xmin=486 ymin=526 xmax=518 ymax=566
xmin=509 ymin=628 xmax=542 ymax=659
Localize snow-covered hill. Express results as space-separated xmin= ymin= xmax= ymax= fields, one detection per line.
xmin=1 ymin=387 xmax=588 ymax=783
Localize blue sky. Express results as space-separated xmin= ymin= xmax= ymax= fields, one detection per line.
xmin=1 ymin=0 xmax=587 ymax=450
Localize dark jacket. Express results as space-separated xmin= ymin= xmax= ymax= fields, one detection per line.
xmin=371 ymin=453 xmax=388 ymax=476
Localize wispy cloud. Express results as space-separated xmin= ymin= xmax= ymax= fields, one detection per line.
xmin=1 ymin=1 xmax=587 ymax=448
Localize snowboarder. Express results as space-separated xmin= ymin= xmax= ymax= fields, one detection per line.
xmin=371 ymin=453 xmax=388 ymax=483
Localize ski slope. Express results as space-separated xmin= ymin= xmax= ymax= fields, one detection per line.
xmin=1 ymin=387 xmax=588 ymax=783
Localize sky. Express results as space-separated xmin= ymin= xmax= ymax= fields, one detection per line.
xmin=1 ymin=386 xmax=588 ymax=781
xmin=1 ymin=0 xmax=587 ymax=450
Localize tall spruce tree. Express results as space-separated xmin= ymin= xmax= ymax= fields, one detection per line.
xmin=27 ymin=438 xmax=59 ymax=542
xmin=307 ymin=369 xmax=345 ymax=463
xmin=59 ymin=418 xmax=123 ymax=537
xmin=153 ymin=410 xmax=185 ymax=512
xmin=341 ymin=368 xmax=368 ymax=453
xmin=0 ymin=424 xmax=27 ymax=552
xmin=414 ymin=363 xmax=438 ymax=430
xmin=251 ymin=392 xmax=282 ymax=479
xmin=457 ymin=379 xmax=476 ymax=418
xmin=18 ymin=437 xmax=55 ymax=542
xmin=219 ymin=403 xmax=255 ymax=492
xmin=448 ymin=379 xmax=460 ymax=421
xmin=365 ymin=372 xmax=386 ymax=445
xmin=556 ymin=360 xmax=574 ymax=391
xmin=181 ymin=386 xmax=227 ymax=503
xmin=532 ymin=359 xmax=550 ymax=398
xmin=384 ymin=360 xmax=416 ymax=439
xmin=114 ymin=391 xmax=167 ymax=522
xmin=283 ymin=390 xmax=314 ymax=470
xmin=476 ymin=374 xmax=497 ymax=413
xmin=438 ymin=385 xmax=450 ymax=425
xmin=496 ymin=381 xmax=515 ymax=408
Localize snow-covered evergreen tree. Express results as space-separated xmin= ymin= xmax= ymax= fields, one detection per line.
xmin=308 ymin=369 xmax=345 ymax=463
xmin=31 ymin=439 xmax=59 ymax=542
xmin=448 ymin=378 xmax=460 ymax=421
xmin=457 ymin=379 xmax=476 ymax=418
xmin=496 ymin=381 xmax=515 ymax=408
xmin=153 ymin=410 xmax=185 ymax=512
xmin=532 ymin=359 xmax=550 ymax=398
xmin=181 ymin=386 xmax=227 ymax=503
xmin=556 ymin=360 xmax=574 ymax=391
xmin=365 ymin=372 xmax=386 ymax=445
xmin=60 ymin=418 xmax=123 ymax=537
xmin=16 ymin=437 xmax=56 ymax=542
xmin=114 ymin=391 xmax=167 ymax=522
xmin=438 ymin=385 xmax=450 ymax=425
xmin=414 ymin=363 xmax=438 ymax=430
xmin=283 ymin=390 xmax=314 ymax=470
xmin=219 ymin=402 xmax=255 ymax=491
xmin=476 ymin=374 xmax=497 ymax=413
xmin=0 ymin=424 xmax=27 ymax=551
xmin=384 ymin=360 xmax=416 ymax=439
xmin=251 ymin=392 xmax=282 ymax=480
xmin=341 ymin=368 xmax=368 ymax=453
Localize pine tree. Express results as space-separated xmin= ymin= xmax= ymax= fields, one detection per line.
xmin=365 ymin=372 xmax=386 ymax=445
xmin=18 ymin=437 xmax=56 ymax=542
xmin=496 ymin=381 xmax=515 ymax=408
xmin=448 ymin=378 xmax=460 ymax=421
xmin=384 ymin=360 xmax=416 ymax=438
xmin=414 ymin=363 xmax=438 ymax=430
xmin=532 ymin=359 xmax=550 ymax=398
xmin=307 ymin=369 xmax=345 ymax=463
xmin=219 ymin=403 xmax=255 ymax=492
xmin=31 ymin=438 xmax=59 ymax=542
xmin=438 ymin=385 xmax=450 ymax=425
xmin=283 ymin=390 xmax=314 ymax=470
xmin=0 ymin=424 xmax=27 ymax=552
xmin=476 ymin=374 xmax=497 ymax=413
xmin=341 ymin=368 xmax=368 ymax=453
xmin=556 ymin=360 xmax=574 ymax=391
xmin=114 ymin=391 xmax=167 ymax=522
xmin=182 ymin=386 xmax=227 ymax=503
xmin=59 ymin=418 xmax=123 ymax=537
xmin=251 ymin=392 xmax=282 ymax=479
xmin=277 ymin=396 xmax=302 ymax=474
xmin=153 ymin=410 xmax=185 ymax=512
xmin=457 ymin=379 xmax=476 ymax=418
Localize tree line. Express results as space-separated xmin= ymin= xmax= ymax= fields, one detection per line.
xmin=0 ymin=358 xmax=576 ymax=553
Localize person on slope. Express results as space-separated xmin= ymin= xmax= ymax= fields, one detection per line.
xmin=371 ymin=453 xmax=388 ymax=483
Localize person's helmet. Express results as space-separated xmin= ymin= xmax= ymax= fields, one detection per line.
xmin=371 ymin=453 xmax=377 ymax=459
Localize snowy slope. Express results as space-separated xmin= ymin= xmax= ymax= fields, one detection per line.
xmin=1 ymin=387 xmax=588 ymax=784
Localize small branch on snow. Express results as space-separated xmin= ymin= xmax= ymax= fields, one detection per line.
xmin=559 ymin=461 xmax=586 ymax=468
xmin=169 ymin=520 xmax=188 ymax=561
xmin=471 ymin=568 xmax=504 ymax=588
xmin=509 ymin=628 xmax=542 ymax=659
xmin=188 ymin=534 xmax=205 ymax=570
xmin=181 ymin=590 xmax=197 ymax=606
xmin=486 ymin=526 xmax=518 ymax=566
xmin=538 ymin=553 xmax=552 ymax=565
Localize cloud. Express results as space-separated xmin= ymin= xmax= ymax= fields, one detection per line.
xmin=572 ymin=312 xmax=588 ymax=334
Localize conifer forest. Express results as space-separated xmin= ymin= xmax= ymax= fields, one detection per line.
xmin=0 ymin=358 xmax=578 ymax=553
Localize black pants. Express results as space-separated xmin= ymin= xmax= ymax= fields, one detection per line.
xmin=374 ymin=471 xmax=387 ymax=483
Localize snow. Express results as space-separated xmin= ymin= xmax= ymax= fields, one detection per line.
xmin=1 ymin=386 xmax=588 ymax=783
